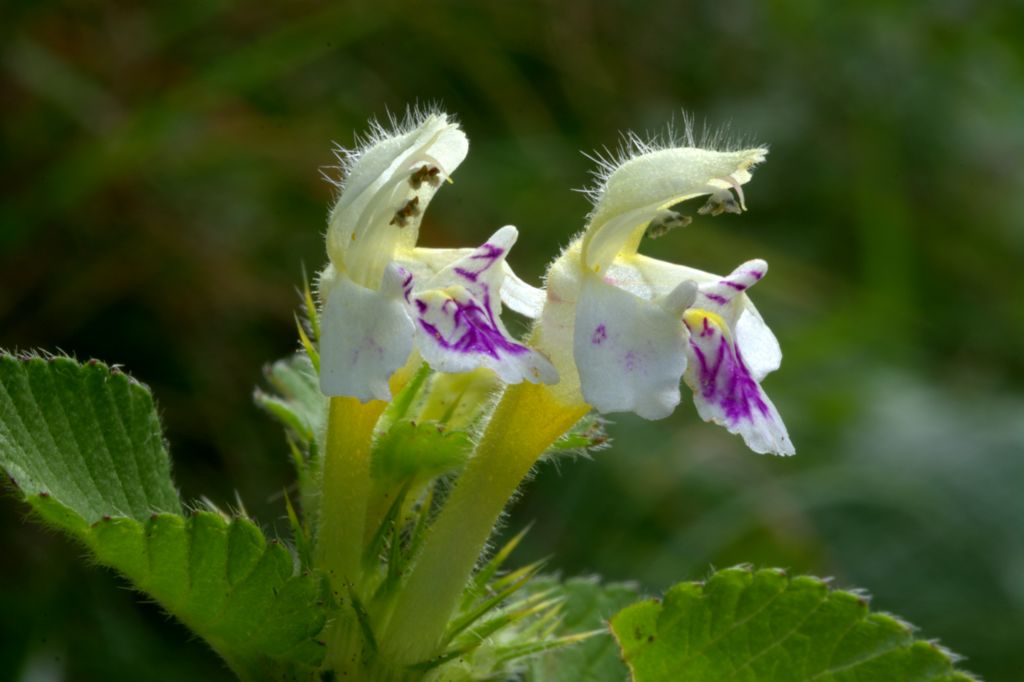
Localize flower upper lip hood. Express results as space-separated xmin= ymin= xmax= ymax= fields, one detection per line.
xmin=325 ymin=112 xmax=469 ymax=289
xmin=582 ymin=144 xmax=766 ymax=274
xmin=532 ymin=133 xmax=794 ymax=456
xmin=318 ymin=111 xmax=557 ymax=402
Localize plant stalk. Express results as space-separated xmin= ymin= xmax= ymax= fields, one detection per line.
xmin=380 ymin=382 xmax=588 ymax=667
xmin=317 ymin=396 xmax=386 ymax=593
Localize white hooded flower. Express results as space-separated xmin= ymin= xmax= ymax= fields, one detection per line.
xmin=520 ymin=133 xmax=793 ymax=455
xmin=318 ymin=111 xmax=557 ymax=401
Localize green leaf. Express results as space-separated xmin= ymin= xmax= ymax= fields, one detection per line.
xmin=254 ymin=353 xmax=325 ymax=446
xmin=254 ymin=353 xmax=326 ymax=529
xmin=371 ymin=419 xmax=472 ymax=488
xmin=0 ymin=353 xmax=181 ymax=522
xmin=0 ymin=354 xmax=326 ymax=680
xmin=87 ymin=510 xmax=328 ymax=678
xmin=524 ymin=577 xmax=640 ymax=682
xmin=610 ymin=566 xmax=978 ymax=682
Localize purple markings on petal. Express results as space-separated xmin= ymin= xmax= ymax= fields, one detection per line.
xmin=401 ymin=270 xmax=414 ymax=303
xmin=417 ymin=289 xmax=528 ymax=359
xmin=454 ymin=242 xmax=505 ymax=283
xmin=691 ymin=329 xmax=770 ymax=425
xmin=701 ymin=261 xmax=767 ymax=310
xmin=454 ymin=267 xmax=476 ymax=282
xmin=592 ymin=324 xmax=607 ymax=345
xmin=472 ymin=242 xmax=504 ymax=261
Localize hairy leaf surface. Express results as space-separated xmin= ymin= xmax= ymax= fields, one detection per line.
xmin=0 ymin=354 xmax=326 ymax=680
xmin=610 ymin=566 xmax=977 ymax=682
xmin=0 ymin=354 xmax=181 ymax=521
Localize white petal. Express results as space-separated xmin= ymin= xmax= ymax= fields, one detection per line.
xmin=628 ymin=254 xmax=718 ymax=297
xmin=499 ymin=264 xmax=546 ymax=318
xmin=583 ymin=146 xmax=767 ymax=272
xmin=736 ymin=302 xmax=782 ymax=381
xmin=319 ymin=266 xmax=415 ymax=401
xmin=412 ymin=226 xmax=558 ymax=385
xmin=682 ymin=310 xmax=793 ymax=455
xmin=535 ymin=239 xmax=587 ymax=406
xmin=628 ymin=254 xmax=781 ymax=378
xmin=406 ymin=245 xmax=547 ymax=318
xmin=326 ymin=113 xmax=469 ymax=288
xmin=694 ymin=259 xmax=782 ymax=380
xmin=574 ymin=273 xmax=690 ymax=420
xmin=405 ymin=246 xmax=473 ymax=279
xmin=698 ymin=259 xmax=767 ymax=305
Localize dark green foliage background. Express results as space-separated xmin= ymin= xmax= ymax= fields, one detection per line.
xmin=1 ymin=1 xmax=1021 ymax=680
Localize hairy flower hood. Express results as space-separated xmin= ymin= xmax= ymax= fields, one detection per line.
xmin=530 ymin=135 xmax=794 ymax=455
xmin=318 ymin=112 xmax=556 ymax=401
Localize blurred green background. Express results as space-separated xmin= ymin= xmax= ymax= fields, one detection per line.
xmin=2 ymin=1 xmax=1022 ymax=680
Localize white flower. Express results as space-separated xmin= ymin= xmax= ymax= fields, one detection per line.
xmin=523 ymin=132 xmax=794 ymax=455
xmin=318 ymin=111 xmax=557 ymax=401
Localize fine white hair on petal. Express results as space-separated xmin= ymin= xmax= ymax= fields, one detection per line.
xmin=325 ymin=109 xmax=469 ymax=288
xmin=573 ymin=114 xmax=768 ymax=276
xmin=322 ymin=103 xmax=453 ymax=194
xmin=581 ymin=146 xmax=767 ymax=273
xmin=578 ymin=113 xmax=766 ymax=208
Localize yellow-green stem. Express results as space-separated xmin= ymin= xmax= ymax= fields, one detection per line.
xmin=380 ymin=382 xmax=588 ymax=667
xmin=317 ymin=396 xmax=386 ymax=592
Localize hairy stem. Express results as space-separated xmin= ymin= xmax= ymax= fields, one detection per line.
xmin=317 ymin=396 xmax=386 ymax=594
xmin=381 ymin=382 xmax=588 ymax=667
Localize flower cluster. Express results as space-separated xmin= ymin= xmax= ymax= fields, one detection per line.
xmin=318 ymin=110 xmax=793 ymax=456
xmin=318 ymin=112 xmax=556 ymax=402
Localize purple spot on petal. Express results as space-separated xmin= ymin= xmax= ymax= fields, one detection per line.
xmin=723 ymin=280 xmax=746 ymax=291
xmin=415 ymin=299 xmax=427 ymax=313
xmin=592 ymin=324 xmax=607 ymax=345
xmin=703 ymin=292 xmax=729 ymax=305
xmin=749 ymin=269 xmax=764 ymax=280
xmin=623 ymin=350 xmax=638 ymax=372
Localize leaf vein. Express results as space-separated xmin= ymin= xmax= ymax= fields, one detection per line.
xmin=719 ymin=592 xmax=829 ymax=682
xmin=674 ymin=577 xmax=789 ymax=667
xmin=28 ymin=362 xmax=102 ymax=511
xmin=806 ymin=630 xmax=909 ymax=680
xmin=99 ymin=373 xmax=148 ymax=516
